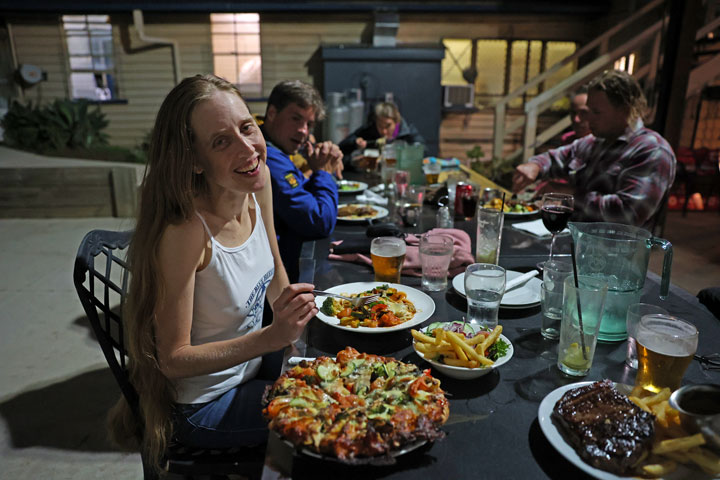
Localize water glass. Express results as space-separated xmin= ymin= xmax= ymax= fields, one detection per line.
xmin=635 ymin=314 xmax=698 ymax=393
xmin=370 ymin=237 xmax=406 ymax=283
xmin=540 ymin=282 xmax=563 ymax=340
xmin=625 ymin=303 xmax=669 ymax=369
xmin=398 ymin=185 xmax=424 ymax=228
xmin=557 ymin=276 xmax=608 ymax=377
xmin=475 ymin=207 xmax=504 ymax=264
xmin=541 ymin=259 xmax=574 ymax=292
xmin=419 ymin=233 xmax=454 ymax=291
xmin=464 ymin=263 xmax=506 ymax=330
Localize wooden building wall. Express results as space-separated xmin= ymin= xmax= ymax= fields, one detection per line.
xmin=6 ymin=10 xmax=615 ymax=158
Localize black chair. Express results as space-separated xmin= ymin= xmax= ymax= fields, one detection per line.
xmin=73 ymin=229 xmax=264 ymax=480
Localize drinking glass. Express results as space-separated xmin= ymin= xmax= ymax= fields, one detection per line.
xmin=539 ymin=260 xmax=573 ymax=340
xmin=540 ymin=193 xmax=574 ymax=262
xmin=557 ymin=275 xmax=608 ymax=377
xmin=370 ymin=237 xmax=406 ymax=283
xmin=398 ymin=186 xmax=424 ymax=228
xmin=394 ymin=170 xmax=410 ymax=198
xmin=419 ymin=233 xmax=454 ymax=291
xmin=635 ymin=314 xmax=698 ymax=392
xmin=464 ymin=263 xmax=506 ymax=330
xmin=625 ymin=303 xmax=669 ymax=369
xmin=475 ymin=207 xmax=504 ymax=264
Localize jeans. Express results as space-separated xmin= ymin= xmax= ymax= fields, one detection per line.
xmin=172 ymin=349 xmax=283 ymax=448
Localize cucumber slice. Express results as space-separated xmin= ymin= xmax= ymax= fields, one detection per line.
xmin=424 ymin=321 xmax=476 ymax=337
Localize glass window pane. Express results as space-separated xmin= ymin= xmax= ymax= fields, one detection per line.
xmin=235 ymin=34 xmax=260 ymax=54
xmin=214 ymin=55 xmax=238 ymax=83
xmin=211 ymin=13 xmax=235 ymax=24
xmin=70 ymin=72 xmax=99 ymax=99
xmin=93 ymin=55 xmax=113 ymax=70
xmin=70 ymin=55 xmax=93 ymax=70
xmin=545 ymin=41 xmax=577 ymax=90
xmin=237 ymin=54 xmax=262 ymax=85
xmin=212 ymin=34 xmax=236 ymax=54
xmin=62 ymin=15 xmax=87 ymax=23
xmin=475 ymin=39 xmax=507 ymax=97
xmin=442 ymin=39 xmax=472 ymax=86
xmin=211 ymin=22 xmax=237 ymax=34
xmin=509 ymin=41 xmax=530 ymax=108
xmin=67 ymin=35 xmax=90 ymax=55
xmin=86 ymin=15 xmax=109 ymax=23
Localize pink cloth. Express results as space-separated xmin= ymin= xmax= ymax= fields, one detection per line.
xmin=328 ymin=228 xmax=475 ymax=277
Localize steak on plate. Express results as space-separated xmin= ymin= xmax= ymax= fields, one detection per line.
xmin=551 ymin=379 xmax=655 ymax=475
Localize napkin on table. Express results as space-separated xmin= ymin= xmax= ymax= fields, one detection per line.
xmin=328 ymin=228 xmax=475 ymax=277
xmin=355 ymin=189 xmax=388 ymax=205
xmin=511 ymin=219 xmax=568 ymax=237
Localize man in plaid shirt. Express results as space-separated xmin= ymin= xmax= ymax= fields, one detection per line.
xmin=512 ymin=70 xmax=676 ymax=229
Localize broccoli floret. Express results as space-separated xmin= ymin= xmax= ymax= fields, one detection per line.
xmin=320 ymin=297 xmax=338 ymax=316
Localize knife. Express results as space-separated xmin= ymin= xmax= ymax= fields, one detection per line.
xmin=505 ymin=270 xmax=539 ymax=292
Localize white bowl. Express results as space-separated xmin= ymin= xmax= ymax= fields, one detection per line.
xmin=413 ymin=333 xmax=514 ymax=380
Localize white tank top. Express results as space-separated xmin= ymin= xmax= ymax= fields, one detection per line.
xmin=174 ymin=194 xmax=275 ymax=404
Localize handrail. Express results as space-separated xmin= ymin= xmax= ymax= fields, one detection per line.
xmin=697 ymin=15 xmax=720 ymax=40
xmin=492 ymin=0 xmax=664 ymax=110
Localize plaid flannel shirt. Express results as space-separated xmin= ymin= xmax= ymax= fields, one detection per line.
xmin=529 ymin=121 xmax=676 ymax=228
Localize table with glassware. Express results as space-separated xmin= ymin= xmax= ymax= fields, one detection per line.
xmin=261 ymin=176 xmax=720 ymax=480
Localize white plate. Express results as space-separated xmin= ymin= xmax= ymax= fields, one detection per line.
xmin=538 ymin=382 xmax=710 ymax=480
xmin=337 ymin=204 xmax=389 ymax=222
xmin=314 ymin=282 xmax=435 ymax=333
xmin=452 ymin=270 xmax=542 ymax=308
xmin=336 ymin=180 xmax=369 ymax=194
xmin=505 ymin=209 xmax=540 ymax=217
xmin=413 ymin=332 xmax=513 ymax=380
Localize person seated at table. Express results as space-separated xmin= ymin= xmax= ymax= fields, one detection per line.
xmin=512 ymin=69 xmax=676 ymax=229
xmin=260 ymin=80 xmax=343 ymax=282
xmin=107 ymin=74 xmax=318 ymax=472
xmin=339 ymin=101 xmax=426 ymax=166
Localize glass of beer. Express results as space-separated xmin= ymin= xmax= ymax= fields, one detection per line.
xmin=635 ymin=314 xmax=698 ymax=393
xmin=370 ymin=237 xmax=406 ymax=283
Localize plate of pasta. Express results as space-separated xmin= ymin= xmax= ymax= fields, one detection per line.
xmin=315 ymin=282 xmax=435 ymax=333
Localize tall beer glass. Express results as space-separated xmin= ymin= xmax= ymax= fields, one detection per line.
xmin=635 ymin=314 xmax=698 ymax=393
xmin=370 ymin=237 xmax=406 ymax=283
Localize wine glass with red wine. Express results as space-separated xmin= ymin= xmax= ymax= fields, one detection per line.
xmin=540 ymin=193 xmax=574 ymax=263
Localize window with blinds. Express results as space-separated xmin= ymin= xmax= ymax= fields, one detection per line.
xmin=211 ymin=13 xmax=262 ymax=97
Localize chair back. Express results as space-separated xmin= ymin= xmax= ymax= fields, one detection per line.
xmin=73 ymin=229 xmax=139 ymax=419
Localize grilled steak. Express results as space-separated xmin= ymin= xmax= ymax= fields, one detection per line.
xmin=551 ymin=379 xmax=655 ymax=475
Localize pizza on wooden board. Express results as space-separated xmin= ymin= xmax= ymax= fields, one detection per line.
xmin=262 ymin=347 xmax=449 ymax=463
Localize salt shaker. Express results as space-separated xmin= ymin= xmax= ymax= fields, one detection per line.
xmin=436 ymin=195 xmax=453 ymax=228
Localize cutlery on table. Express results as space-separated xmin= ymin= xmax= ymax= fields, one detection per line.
xmin=312 ymin=290 xmax=380 ymax=308
xmin=505 ymin=270 xmax=539 ymax=292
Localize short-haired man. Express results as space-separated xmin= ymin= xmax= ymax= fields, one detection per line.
xmin=261 ymin=80 xmax=343 ymax=281
xmin=512 ymin=70 xmax=676 ymax=228
xmin=561 ymin=86 xmax=591 ymax=145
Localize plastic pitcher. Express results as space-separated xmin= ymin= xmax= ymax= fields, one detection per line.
xmin=568 ymin=222 xmax=673 ymax=342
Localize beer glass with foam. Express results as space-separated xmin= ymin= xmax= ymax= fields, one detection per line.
xmin=370 ymin=237 xmax=406 ymax=283
xmin=635 ymin=314 xmax=698 ymax=393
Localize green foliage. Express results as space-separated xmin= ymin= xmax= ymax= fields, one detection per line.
xmin=470 ymin=156 xmax=516 ymax=189
xmin=466 ymin=145 xmax=485 ymax=162
xmin=2 ymin=99 xmax=109 ymax=153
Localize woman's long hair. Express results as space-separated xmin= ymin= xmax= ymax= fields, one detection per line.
xmin=107 ymin=74 xmax=245 ymax=471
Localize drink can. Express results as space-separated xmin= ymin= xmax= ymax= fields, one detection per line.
xmin=455 ymin=183 xmax=473 ymax=214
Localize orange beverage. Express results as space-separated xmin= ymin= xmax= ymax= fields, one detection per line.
xmin=370 ymin=237 xmax=406 ymax=283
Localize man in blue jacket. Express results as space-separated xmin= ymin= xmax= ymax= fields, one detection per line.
xmin=261 ymin=80 xmax=343 ymax=282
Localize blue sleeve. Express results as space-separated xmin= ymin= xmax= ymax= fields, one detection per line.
xmin=266 ymin=146 xmax=339 ymax=238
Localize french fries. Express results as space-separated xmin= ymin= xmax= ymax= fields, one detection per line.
xmin=628 ymin=387 xmax=720 ymax=477
xmin=411 ymin=325 xmax=504 ymax=369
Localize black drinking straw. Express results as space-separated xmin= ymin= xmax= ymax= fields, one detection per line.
xmin=569 ymin=237 xmax=588 ymax=360
xmin=500 ymin=191 xmax=506 ymax=213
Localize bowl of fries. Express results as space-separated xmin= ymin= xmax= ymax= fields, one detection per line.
xmin=411 ymin=322 xmax=514 ymax=380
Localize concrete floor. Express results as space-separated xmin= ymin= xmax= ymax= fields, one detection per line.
xmin=0 ymin=205 xmax=718 ymax=479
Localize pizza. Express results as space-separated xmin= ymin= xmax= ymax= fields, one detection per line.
xmin=319 ymin=285 xmax=416 ymax=328
xmin=262 ymin=347 xmax=449 ymax=463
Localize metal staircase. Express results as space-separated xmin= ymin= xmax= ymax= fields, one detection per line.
xmin=490 ymin=0 xmax=720 ymax=164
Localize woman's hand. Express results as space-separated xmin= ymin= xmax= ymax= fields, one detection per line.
xmin=355 ymin=137 xmax=367 ymax=150
xmin=268 ymin=283 xmax=318 ymax=348
xmin=512 ymin=162 xmax=541 ymax=193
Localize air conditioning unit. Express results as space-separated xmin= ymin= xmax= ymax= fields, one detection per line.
xmin=443 ymin=84 xmax=475 ymax=109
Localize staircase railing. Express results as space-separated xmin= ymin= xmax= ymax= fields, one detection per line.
xmin=491 ymin=0 xmax=667 ymax=163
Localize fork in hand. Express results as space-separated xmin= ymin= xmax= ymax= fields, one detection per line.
xmin=312 ymin=290 xmax=381 ymax=308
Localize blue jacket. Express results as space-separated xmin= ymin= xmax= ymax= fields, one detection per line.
xmin=264 ymin=140 xmax=338 ymax=282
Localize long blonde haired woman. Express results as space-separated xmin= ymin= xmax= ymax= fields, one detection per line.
xmin=109 ymin=74 xmax=317 ymax=471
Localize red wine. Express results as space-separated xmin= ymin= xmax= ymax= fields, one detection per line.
xmin=541 ymin=205 xmax=573 ymax=233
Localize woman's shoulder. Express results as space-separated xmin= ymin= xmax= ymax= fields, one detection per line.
xmin=160 ymin=214 xmax=207 ymax=256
